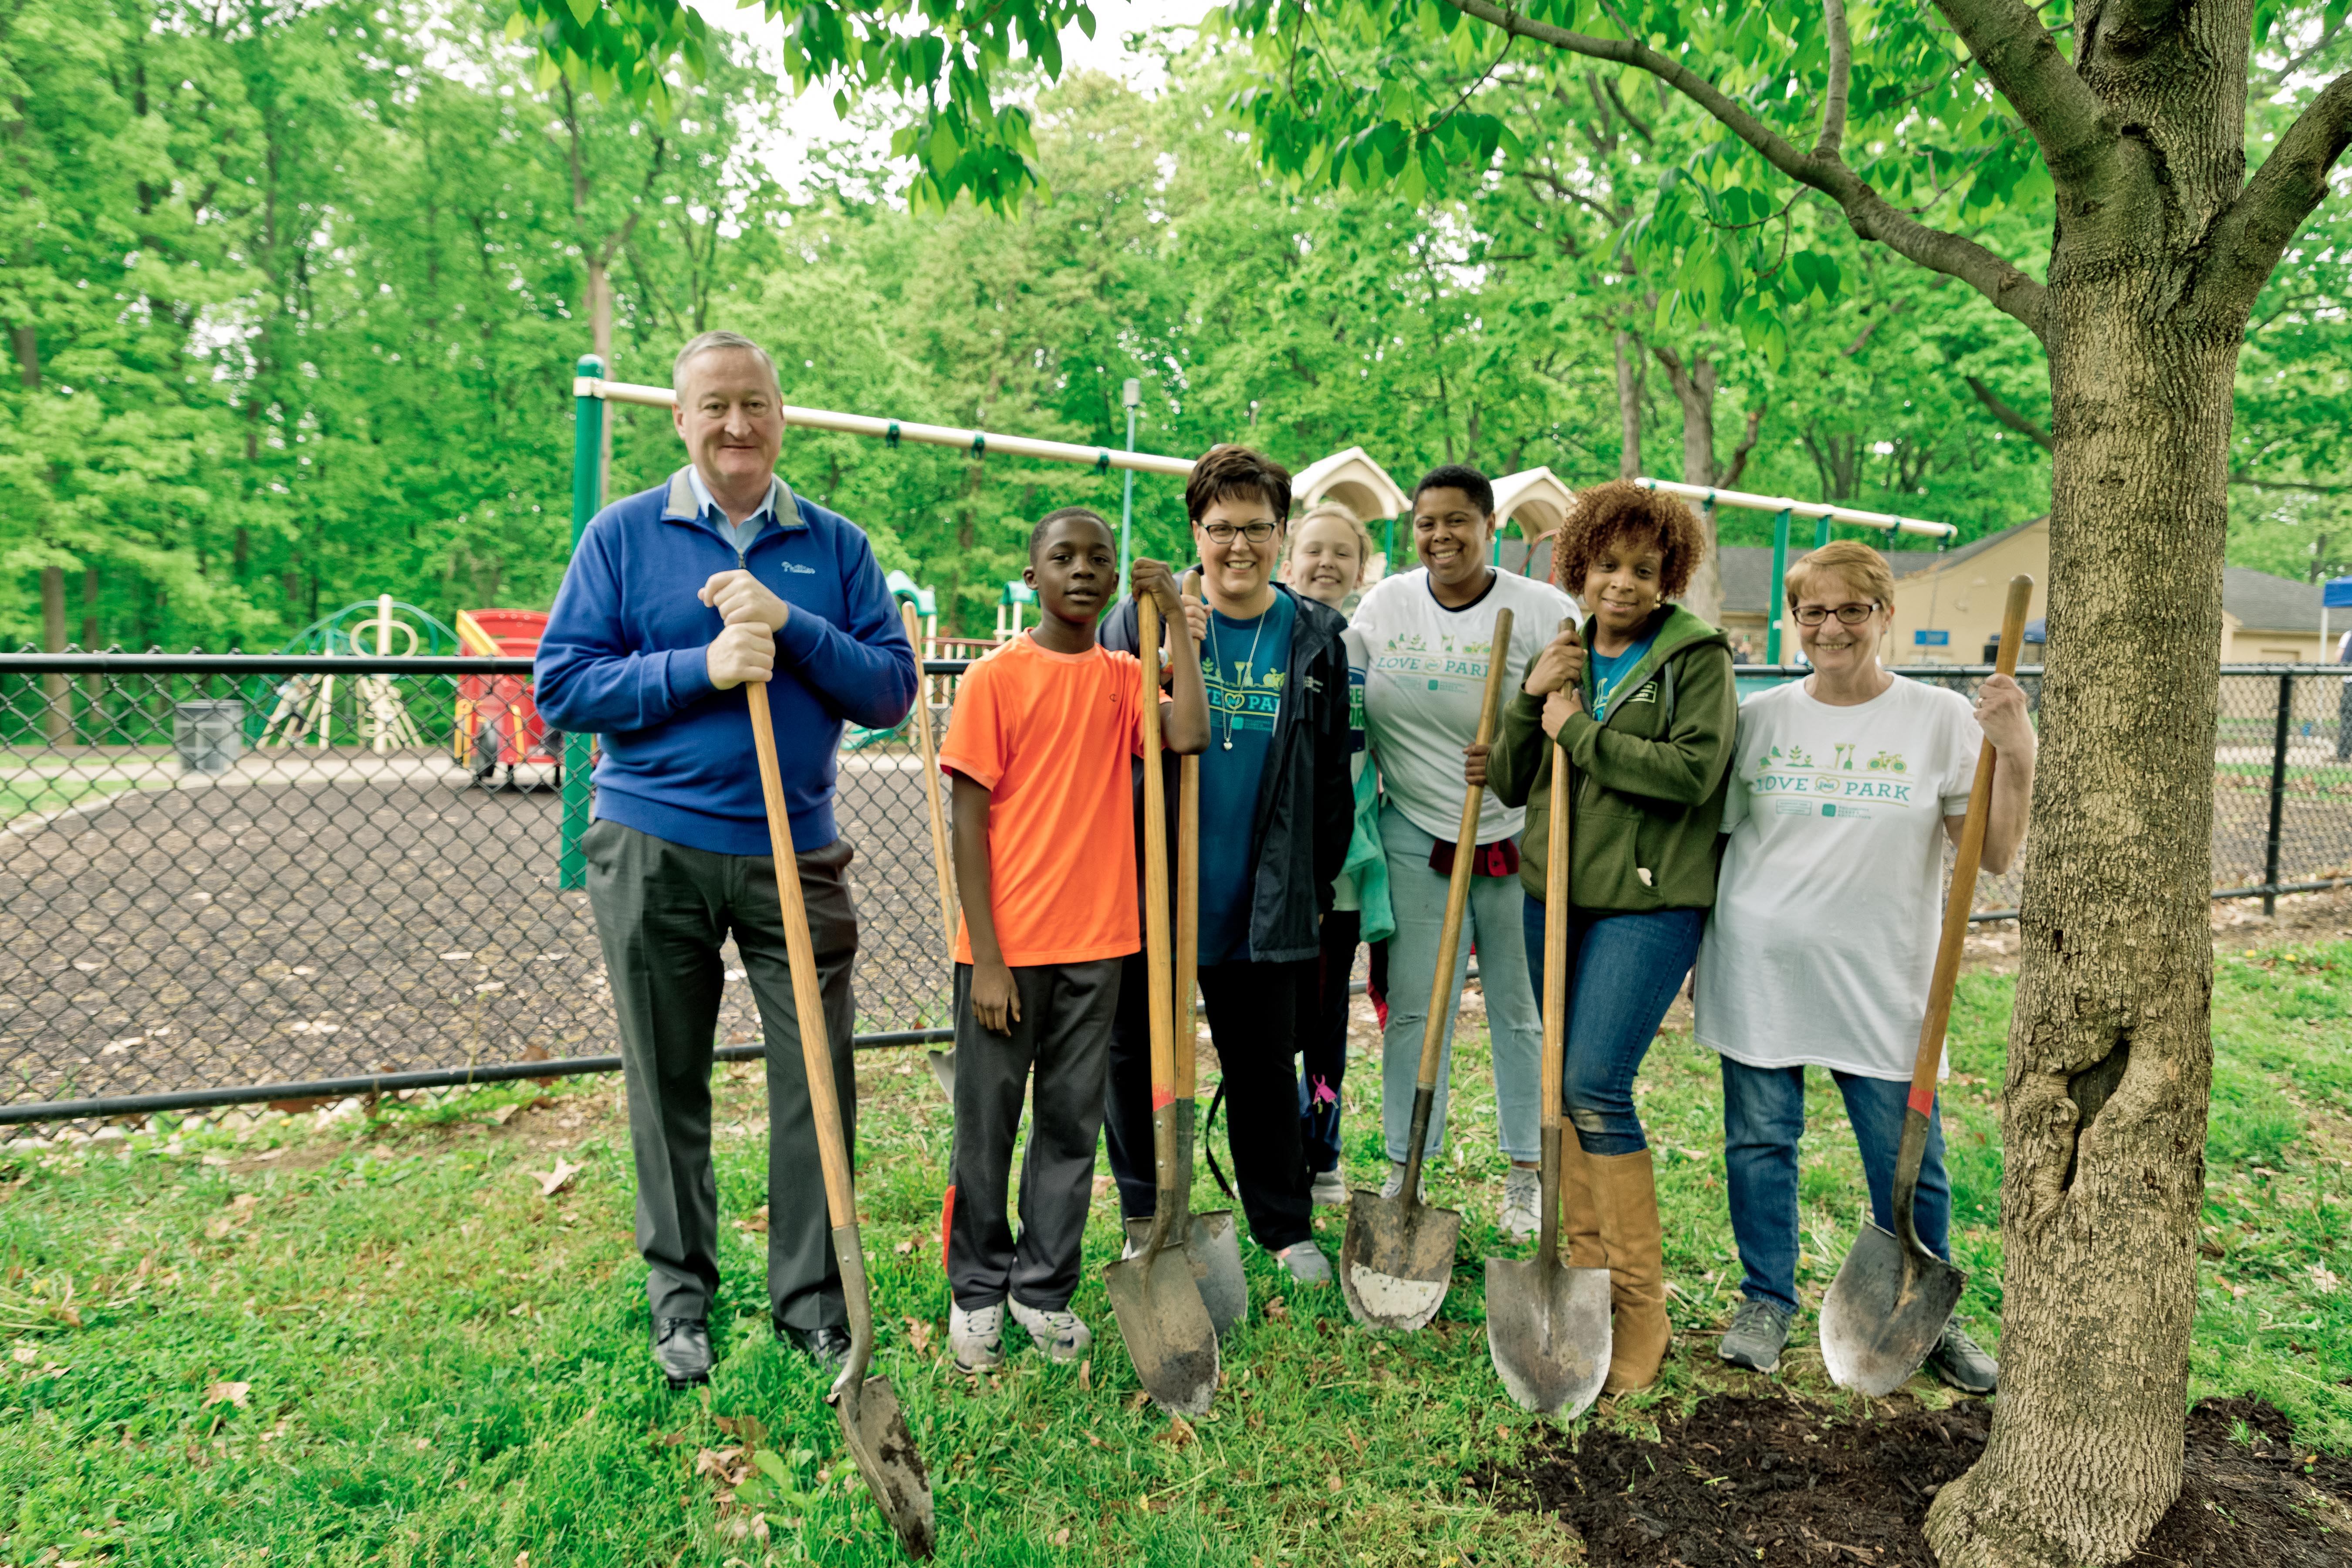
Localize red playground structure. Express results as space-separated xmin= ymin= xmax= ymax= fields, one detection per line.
xmin=453 ymin=608 xmax=560 ymax=791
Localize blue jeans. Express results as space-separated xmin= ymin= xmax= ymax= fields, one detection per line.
xmin=1378 ymin=808 xmax=1542 ymax=1164
xmin=1521 ymin=898 xmax=1705 ymax=1156
xmin=1719 ymin=1056 xmax=1953 ymax=1316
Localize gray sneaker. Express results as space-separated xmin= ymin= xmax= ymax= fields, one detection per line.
xmin=1499 ymin=1166 xmax=1541 ymax=1241
xmin=1276 ymin=1240 xmax=1333 ymax=1285
xmin=1377 ymin=1161 xmax=1427 ymax=1203
xmin=1310 ymin=1168 xmax=1349 ymax=1207
xmin=1717 ymin=1298 xmax=1794 ymax=1374
xmin=1925 ymin=1318 xmax=1998 ymax=1394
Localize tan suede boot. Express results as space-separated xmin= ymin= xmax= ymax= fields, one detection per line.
xmin=1590 ymin=1147 xmax=1671 ymax=1394
xmin=1556 ymin=1134 xmax=1607 ymax=1271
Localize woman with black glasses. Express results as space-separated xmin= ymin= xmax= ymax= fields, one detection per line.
xmin=1693 ymin=540 xmax=2035 ymax=1393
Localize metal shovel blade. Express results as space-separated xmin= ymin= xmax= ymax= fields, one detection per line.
xmin=1483 ymin=1257 xmax=1612 ymax=1416
xmin=1103 ymin=1242 xmax=1220 ymax=1416
xmin=1818 ymin=1221 xmax=1966 ymax=1396
xmin=1338 ymin=1188 xmax=1462 ymax=1330
xmin=831 ymin=1373 xmax=936 ymax=1561
xmin=1123 ymin=1210 xmax=1247 ymax=1339
xmin=925 ymin=1048 xmax=955 ymax=1101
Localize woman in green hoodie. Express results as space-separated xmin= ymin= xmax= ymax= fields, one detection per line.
xmin=1487 ymin=479 xmax=1737 ymax=1393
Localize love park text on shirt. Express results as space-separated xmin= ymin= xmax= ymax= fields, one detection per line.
xmin=1371 ymin=629 xmax=1497 ymax=688
xmin=1750 ymin=740 xmax=1916 ymax=819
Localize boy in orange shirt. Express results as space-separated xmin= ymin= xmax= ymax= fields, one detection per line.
xmin=939 ymin=507 xmax=1208 ymax=1370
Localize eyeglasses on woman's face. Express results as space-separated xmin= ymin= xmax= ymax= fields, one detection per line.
xmin=1201 ymin=521 xmax=1279 ymax=544
xmin=1791 ymin=601 xmax=1882 ymax=626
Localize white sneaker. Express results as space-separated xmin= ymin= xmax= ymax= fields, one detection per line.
xmin=1310 ymin=1168 xmax=1348 ymax=1206
xmin=1008 ymin=1298 xmax=1093 ymax=1362
xmin=1377 ymin=1160 xmax=1428 ymax=1203
xmin=949 ymin=1301 xmax=1003 ymax=1372
xmin=1500 ymin=1166 xmax=1541 ymax=1241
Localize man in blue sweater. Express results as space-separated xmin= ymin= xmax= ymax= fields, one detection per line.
xmin=536 ymin=331 xmax=917 ymax=1389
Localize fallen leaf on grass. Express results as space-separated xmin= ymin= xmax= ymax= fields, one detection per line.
xmin=12 ymin=1346 xmax=37 ymax=1364
xmin=1051 ymin=1528 xmax=1071 ymax=1547
xmin=527 ymin=1159 xmax=581 ymax=1197
xmin=1325 ymin=1472 xmax=1342 ymax=1494
xmin=1158 ymin=1416 xmax=1195 ymax=1449
xmin=714 ymin=1413 xmax=768 ymax=1448
xmin=734 ymin=1205 xmax=768 ymax=1234
xmin=202 ymin=1381 xmax=251 ymax=1409
xmin=1265 ymin=1295 xmax=1289 ymax=1321
xmin=903 ymin=1317 xmax=935 ymax=1355
xmin=892 ymin=1237 xmax=912 ymax=1254
xmin=490 ymin=1105 xmax=521 ymax=1126
xmin=1077 ymin=1358 xmax=1091 ymax=1392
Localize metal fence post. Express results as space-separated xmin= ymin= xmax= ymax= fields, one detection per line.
xmin=558 ymin=355 xmax=606 ymax=892
xmin=1765 ymin=507 xmax=1793 ymax=663
xmin=2263 ymin=669 xmax=2293 ymax=916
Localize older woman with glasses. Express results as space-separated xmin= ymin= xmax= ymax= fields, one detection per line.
xmin=1693 ymin=540 xmax=2035 ymax=1393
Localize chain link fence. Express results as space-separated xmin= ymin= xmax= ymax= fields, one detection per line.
xmin=4 ymin=654 xmax=2348 ymax=1127
xmin=0 ymin=651 xmax=968 ymax=1128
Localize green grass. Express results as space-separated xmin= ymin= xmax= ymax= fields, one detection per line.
xmin=0 ymin=772 xmax=146 ymax=825
xmin=4 ymin=942 xmax=2349 ymax=1566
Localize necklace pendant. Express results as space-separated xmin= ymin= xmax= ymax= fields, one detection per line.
xmin=1222 ymin=737 xmax=1233 ymax=751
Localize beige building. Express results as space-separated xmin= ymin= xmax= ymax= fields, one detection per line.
xmin=1719 ymin=516 xmax=2337 ymax=664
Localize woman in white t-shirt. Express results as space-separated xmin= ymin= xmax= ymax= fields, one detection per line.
xmin=1350 ymin=465 xmax=1575 ymax=1240
xmin=1693 ymin=541 xmax=2035 ymax=1393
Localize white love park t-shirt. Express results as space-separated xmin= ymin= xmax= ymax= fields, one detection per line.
xmin=1352 ymin=567 xmax=1576 ymax=845
xmin=1694 ymin=673 xmax=1984 ymax=1080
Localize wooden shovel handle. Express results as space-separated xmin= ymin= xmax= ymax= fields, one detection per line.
xmin=1176 ymin=571 xmax=1202 ymax=1100
xmin=1139 ymin=597 xmax=1178 ymax=1135
xmin=1540 ymin=617 xmax=1576 ymax=1135
xmin=1906 ymin=575 xmax=2034 ymax=1119
xmin=745 ymin=684 xmax=855 ymax=1230
xmin=1413 ymin=607 xmax=1516 ymax=1091
xmin=902 ymin=602 xmax=956 ymax=948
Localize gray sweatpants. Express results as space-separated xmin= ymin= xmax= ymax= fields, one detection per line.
xmin=584 ymin=818 xmax=858 ymax=1331
xmin=946 ymin=958 xmax=1122 ymax=1312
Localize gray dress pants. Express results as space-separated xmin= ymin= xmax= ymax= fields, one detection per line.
xmin=584 ymin=818 xmax=858 ymax=1331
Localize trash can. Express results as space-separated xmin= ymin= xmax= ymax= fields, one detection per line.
xmin=174 ymin=700 xmax=246 ymax=776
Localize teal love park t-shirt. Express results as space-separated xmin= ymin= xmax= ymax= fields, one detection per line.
xmin=1196 ymin=592 xmax=1295 ymax=966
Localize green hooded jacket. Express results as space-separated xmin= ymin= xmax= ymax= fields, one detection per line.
xmin=1488 ymin=602 xmax=1737 ymax=912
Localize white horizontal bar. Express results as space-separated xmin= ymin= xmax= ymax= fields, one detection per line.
xmin=580 ymin=378 xmax=1197 ymax=479
xmin=1634 ymin=477 xmax=1958 ymax=539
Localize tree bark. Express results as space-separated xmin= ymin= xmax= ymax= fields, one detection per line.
xmin=39 ymin=565 xmax=68 ymax=744
xmin=1923 ymin=268 xmax=2236 ymax=1568
xmin=1652 ymin=343 xmax=1724 ymax=627
xmin=1612 ymin=328 xmax=1642 ymax=479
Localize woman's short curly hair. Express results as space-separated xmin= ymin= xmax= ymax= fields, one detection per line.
xmin=1550 ymin=479 xmax=1708 ymax=601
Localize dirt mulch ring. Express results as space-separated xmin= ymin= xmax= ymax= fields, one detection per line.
xmin=1491 ymin=1394 xmax=2352 ymax=1567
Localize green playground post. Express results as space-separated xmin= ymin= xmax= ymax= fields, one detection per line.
xmin=1766 ymin=507 xmax=1793 ymax=664
xmin=559 ymin=354 xmax=606 ymax=891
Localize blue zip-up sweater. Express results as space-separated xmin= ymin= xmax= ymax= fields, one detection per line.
xmin=534 ymin=468 xmax=917 ymax=856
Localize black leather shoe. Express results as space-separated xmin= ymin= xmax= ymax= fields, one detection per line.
xmin=782 ymin=1323 xmax=852 ymax=1373
xmin=652 ymin=1317 xmax=711 ymax=1389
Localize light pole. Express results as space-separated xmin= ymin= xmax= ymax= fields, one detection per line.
xmin=1119 ymin=378 xmax=1142 ymax=587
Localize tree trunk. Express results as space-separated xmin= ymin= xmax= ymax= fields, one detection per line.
xmin=1924 ymin=279 xmax=2235 ymax=1568
xmin=80 ymin=566 xmax=99 ymax=722
xmin=1653 ymin=344 xmax=1724 ymax=627
xmin=588 ymin=257 xmax=615 ymax=504
xmin=39 ymin=565 xmax=68 ymax=745
xmin=1613 ymin=329 xmax=1642 ymax=480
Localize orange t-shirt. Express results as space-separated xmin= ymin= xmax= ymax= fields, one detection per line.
xmin=938 ymin=635 xmax=1147 ymax=967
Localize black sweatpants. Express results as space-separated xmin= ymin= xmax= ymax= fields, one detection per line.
xmin=944 ymin=958 xmax=1123 ymax=1312
xmin=1293 ymin=910 xmax=1360 ymax=1174
xmin=1104 ymin=952 xmax=1315 ymax=1253
xmin=583 ymin=818 xmax=858 ymax=1332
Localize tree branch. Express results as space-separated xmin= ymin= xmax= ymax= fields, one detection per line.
xmin=2197 ymin=68 xmax=2352 ymax=320
xmin=1965 ymin=375 xmax=2055 ymax=449
xmin=1439 ymin=0 xmax=2051 ymax=341
xmin=2229 ymin=471 xmax=2352 ymax=494
xmin=1928 ymin=0 xmax=2115 ymax=188
xmin=1720 ymin=406 xmax=1764 ymax=487
xmin=1814 ymin=0 xmax=1851 ymax=160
